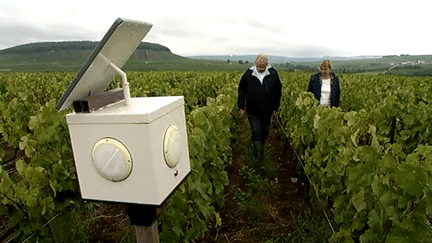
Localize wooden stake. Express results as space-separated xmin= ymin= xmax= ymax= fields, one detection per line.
xmin=135 ymin=221 xmax=159 ymax=243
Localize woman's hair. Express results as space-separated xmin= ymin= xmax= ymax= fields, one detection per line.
xmin=319 ymin=60 xmax=333 ymax=70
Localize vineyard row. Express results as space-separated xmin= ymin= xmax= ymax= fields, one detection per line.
xmin=1 ymin=71 xmax=432 ymax=242
xmin=278 ymin=72 xmax=432 ymax=242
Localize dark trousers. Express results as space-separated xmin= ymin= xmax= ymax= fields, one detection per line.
xmin=248 ymin=114 xmax=272 ymax=144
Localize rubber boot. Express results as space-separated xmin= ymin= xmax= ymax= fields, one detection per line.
xmin=254 ymin=141 xmax=263 ymax=162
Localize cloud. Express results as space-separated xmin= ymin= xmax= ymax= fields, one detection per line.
xmin=1 ymin=0 xmax=431 ymax=57
xmin=245 ymin=19 xmax=284 ymax=35
xmin=0 ymin=19 xmax=97 ymax=49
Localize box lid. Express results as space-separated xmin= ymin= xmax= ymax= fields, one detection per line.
xmin=56 ymin=18 xmax=152 ymax=111
xmin=66 ymin=96 xmax=184 ymax=124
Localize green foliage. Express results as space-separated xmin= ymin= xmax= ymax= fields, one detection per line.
xmin=278 ymin=72 xmax=432 ymax=242
xmin=288 ymin=208 xmax=334 ymax=243
xmin=0 ymin=72 xmax=78 ymax=242
xmin=2 ymin=70 xmax=432 ymax=242
xmin=48 ymin=202 xmax=97 ymax=242
xmin=0 ymin=71 xmax=239 ymax=242
xmin=239 ymin=164 xmax=278 ymax=198
xmin=158 ymin=72 xmax=239 ymax=242
xmin=234 ymin=189 xmax=253 ymax=207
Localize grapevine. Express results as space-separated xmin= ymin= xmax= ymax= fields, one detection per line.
xmin=1 ymin=71 xmax=432 ymax=242
xmin=0 ymin=71 xmax=240 ymax=242
xmin=278 ymin=72 xmax=432 ymax=242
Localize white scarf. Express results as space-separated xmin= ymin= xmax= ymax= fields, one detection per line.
xmin=250 ymin=65 xmax=271 ymax=84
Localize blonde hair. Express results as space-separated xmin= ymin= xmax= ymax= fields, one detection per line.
xmin=319 ymin=60 xmax=333 ymax=70
xmin=255 ymin=54 xmax=268 ymax=63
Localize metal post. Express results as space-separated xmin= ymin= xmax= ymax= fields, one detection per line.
xmin=98 ymin=53 xmax=131 ymax=107
xmin=108 ymin=62 xmax=131 ymax=107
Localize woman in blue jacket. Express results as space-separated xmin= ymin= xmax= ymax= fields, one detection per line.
xmin=307 ymin=60 xmax=341 ymax=107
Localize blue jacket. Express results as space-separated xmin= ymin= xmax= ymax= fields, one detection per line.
xmin=238 ymin=66 xmax=282 ymax=117
xmin=307 ymin=72 xmax=341 ymax=107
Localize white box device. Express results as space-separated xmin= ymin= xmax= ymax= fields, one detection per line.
xmin=56 ymin=18 xmax=191 ymax=206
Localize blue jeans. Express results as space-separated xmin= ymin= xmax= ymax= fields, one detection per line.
xmin=248 ymin=114 xmax=272 ymax=144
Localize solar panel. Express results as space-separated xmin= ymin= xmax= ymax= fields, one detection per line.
xmin=56 ymin=18 xmax=152 ymax=111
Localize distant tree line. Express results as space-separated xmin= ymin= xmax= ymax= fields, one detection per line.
xmin=276 ymin=62 xmax=316 ymax=72
xmin=275 ymin=61 xmax=393 ymax=74
xmin=227 ymin=59 xmax=249 ymax=64
xmin=0 ymin=41 xmax=170 ymax=55
xmin=386 ymin=64 xmax=432 ymax=76
xmin=382 ymin=54 xmax=411 ymax=58
xmin=274 ymin=60 xmax=432 ymax=76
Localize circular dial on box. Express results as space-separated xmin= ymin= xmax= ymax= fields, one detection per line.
xmin=163 ymin=125 xmax=183 ymax=168
xmin=91 ymin=138 xmax=132 ymax=182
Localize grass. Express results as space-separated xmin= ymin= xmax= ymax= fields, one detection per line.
xmin=285 ymin=208 xmax=334 ymax=243
xmin=16 ymin=200 xmax=156 ymax=243
xmin=48 ymin=203 xmax=96 ymax=242
xmin=257 ymin=209 xmax=334 ymax=243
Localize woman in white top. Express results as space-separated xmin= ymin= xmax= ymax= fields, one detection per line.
xmin=307 ymin=60 xmax=341 ymax=107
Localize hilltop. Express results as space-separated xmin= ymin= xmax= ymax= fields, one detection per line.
xmin=0 ymin=41 xmax=171 ymax=55
xmin=1 ymin=41 xmax=432 ymax=75
xmin=0 ymin=41 xmax=247 ymax=72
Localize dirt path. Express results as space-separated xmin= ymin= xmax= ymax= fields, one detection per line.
xmin=199 ymin=117 xmax=309 ymax=242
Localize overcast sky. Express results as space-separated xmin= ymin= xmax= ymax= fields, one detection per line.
xmin=1 ymin=0 xmax=430 ymax=57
